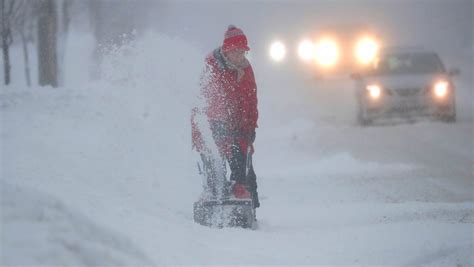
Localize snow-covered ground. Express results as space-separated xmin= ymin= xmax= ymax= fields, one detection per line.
xmin=1 ymin=32 xmax=473 ymax=265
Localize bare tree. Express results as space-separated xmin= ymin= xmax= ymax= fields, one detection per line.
xmin=0 ymin=0 xmax=36 ymax=87
xmin=37 ymin=0 xmax=58 ymax=87
xmin=12 ymin=0 xmax=35 ymax=87
xmin=0 ymin=0 xmax=18 ymax=85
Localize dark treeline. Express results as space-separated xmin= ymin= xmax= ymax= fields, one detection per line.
xmin=0 ymin=0 xmax=154 ymax=87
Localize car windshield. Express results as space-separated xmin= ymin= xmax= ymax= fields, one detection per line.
xmin=365 ymin=52 xmax=445 ymax=75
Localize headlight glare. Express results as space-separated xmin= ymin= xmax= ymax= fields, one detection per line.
xmin=298 ymin=40 xmax=314 ymax=62
xmin=314 ymin=38 xmax=339 ymax=67
xmin=366 ymin=84 xmax=382 ymax=99
xmin=355 ymin=37 xmax=379 ymax=65
xmin=434 ymin=81 xmax=448 ymax=97
xmin=269 ymin=41 xmax=286 ymax=62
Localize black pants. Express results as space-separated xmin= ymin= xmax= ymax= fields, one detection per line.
xmin=228 ymin=142 xmax=260 ymax=208
xmin=210 ymin=121 xmax=260 ymax=208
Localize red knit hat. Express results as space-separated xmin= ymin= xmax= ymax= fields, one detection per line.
xmin=222 ymin=25 xmax=250 ymax=52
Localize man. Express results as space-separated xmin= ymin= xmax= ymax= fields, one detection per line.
xmin=192 ymin=25 xmax=260 ymax=209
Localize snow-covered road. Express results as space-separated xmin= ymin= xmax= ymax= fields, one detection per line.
xmin=1 ymin=33 xmax=472 ymax=265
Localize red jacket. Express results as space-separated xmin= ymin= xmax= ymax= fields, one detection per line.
xmin=192 ymin=48 xmax=258 ymax=155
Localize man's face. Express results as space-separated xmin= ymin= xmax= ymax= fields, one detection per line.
xmin=225 ymin=49 xmax=247 ymax=65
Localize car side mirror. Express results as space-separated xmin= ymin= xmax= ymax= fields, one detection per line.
xmin=350 ymin=73 xmax=361 ymax=80
xmin=448 ymin=68 xmax=460 ymax=76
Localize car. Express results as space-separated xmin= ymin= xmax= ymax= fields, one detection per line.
xmin=350 ymin=47 xmax=459 ymax=125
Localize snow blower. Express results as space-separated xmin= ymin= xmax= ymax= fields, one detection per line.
xmin=193 ymin=146 xmax=256 ymax=229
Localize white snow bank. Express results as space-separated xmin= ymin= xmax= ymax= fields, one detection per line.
xmin=1 ymin=182 xmax=152 ymax=265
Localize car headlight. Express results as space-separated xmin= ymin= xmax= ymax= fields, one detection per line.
xmin=269 ymin=41 xmax=286 ymax=62
xmin=314 ymin=38 xmax=339 ymax=67
xmin=298 ymin=39 xmax=314 ymax=62
xmin=366 ymin=84 xmax=382 ymax=99
xmin=434 ymin=81 xmax=449 ymax=98
xmin=355 ymin=37 xmax=379 ymax=65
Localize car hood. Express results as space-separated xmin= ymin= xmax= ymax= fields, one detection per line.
xmin=362 ymin=73 xmax=448 ymax=88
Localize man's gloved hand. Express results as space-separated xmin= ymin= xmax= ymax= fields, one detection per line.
xmin=249 ymin=129 xmax=256 ymax=144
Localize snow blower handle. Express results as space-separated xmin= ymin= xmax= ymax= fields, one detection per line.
xmin=245 ymin=144 xmax=252 ymax=177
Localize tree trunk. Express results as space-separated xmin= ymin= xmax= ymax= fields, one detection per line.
xmin=1 ymin=37 xmax=11 ymax=85
xmin=37 ymin=0 xmax=58 ymax=87
xmin=20 ymin=29 xmax=30 ymax=87
xmin=1 ymin=0 xmax=11 ymax=85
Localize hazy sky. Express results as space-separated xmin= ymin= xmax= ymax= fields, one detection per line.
xmin=80 ymin=0 xmax=472 ymax=72
xmin=150 ymin=0 xmax=472 ymax=55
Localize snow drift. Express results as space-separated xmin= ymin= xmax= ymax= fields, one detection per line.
xmin=1 ymin=182 xmax=151 ymax=265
